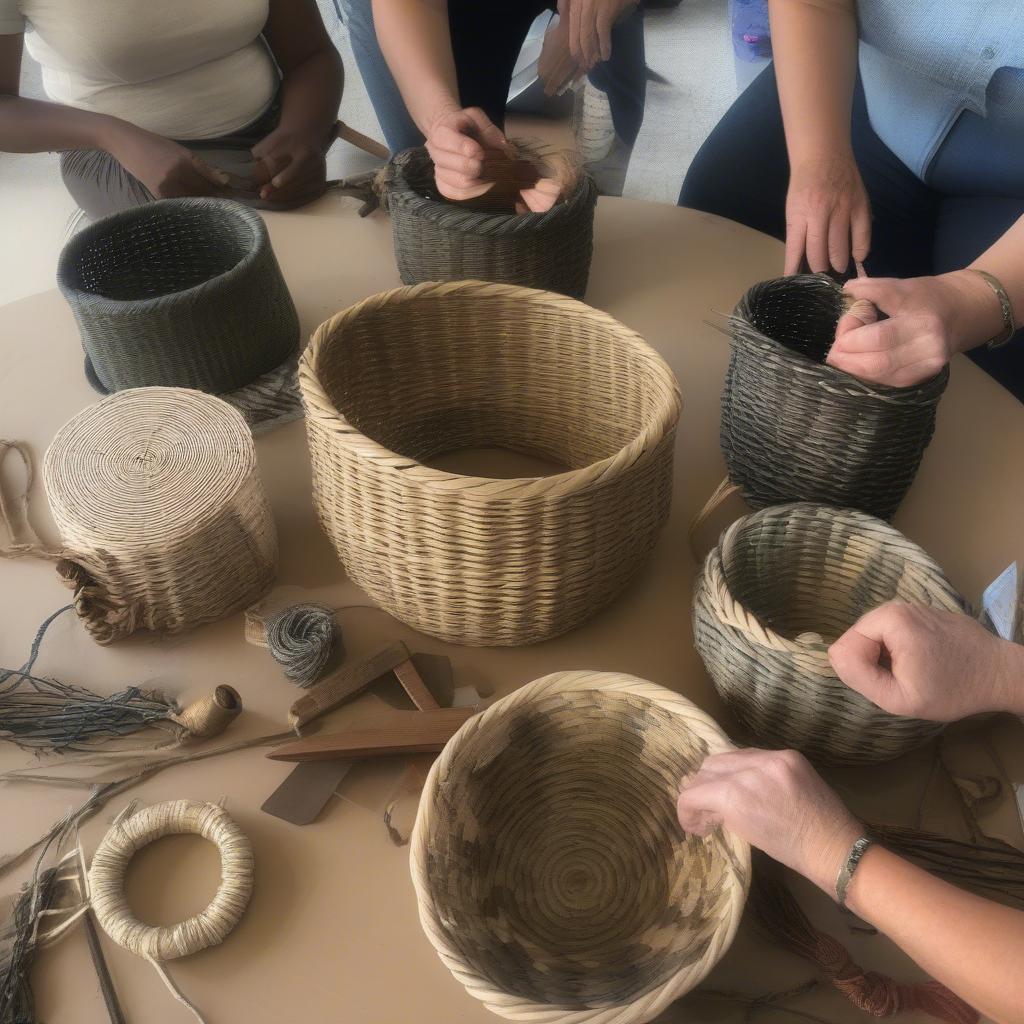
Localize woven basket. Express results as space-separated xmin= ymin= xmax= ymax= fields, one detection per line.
xmin=692 ymin=503 xmax=968 ymax=766
xmin=411 ymin=670 xmax=750 ymax=1024
xmin=722 ymin=274 xmax=947 ymax=520
xmin=43 ymin=387 xmax=277 ymax=645
xmin=299 ymin=280 xmax=681 ymax=646
xmin=384 ymin=147 xmax=598 ymax=298
xmin=58 ymin=198 xmax=299 ymax=395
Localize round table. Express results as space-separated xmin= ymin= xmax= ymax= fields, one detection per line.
xmin=2 ymin=194 xmax=1022 ymax=1024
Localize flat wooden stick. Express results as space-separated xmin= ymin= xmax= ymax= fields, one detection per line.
xmin=393 ymin=658 xmax=439 ymax=712
xmin=268 ymin=708 xmax=475 ymax=762
xmin=335 ymin=120 xmax=389 ymax=160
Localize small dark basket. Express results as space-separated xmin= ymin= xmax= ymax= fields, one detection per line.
xmin=721 ymin=274 xmax=948 ymax=520
xmin=384 ymin=147 xmax=598 ymax=298
xmin=58 ymin=198 xmax=300 ymax=395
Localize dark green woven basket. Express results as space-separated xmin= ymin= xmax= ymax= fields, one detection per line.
xmin=721 ymin=274 xmax=948 ymax=520
xmin=384 ymin=147 xmax=597 ymax=298
xmin=58 ymin=198 xmax=299 ymax=395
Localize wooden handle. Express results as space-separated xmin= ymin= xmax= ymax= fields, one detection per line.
xmin=268 ymin=707 xmax=476 ymax=762
xmin=335 ymin=120 xmax=389 ymax=161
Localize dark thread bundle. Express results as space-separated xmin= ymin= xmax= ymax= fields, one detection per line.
xmin=264 ymin=604 xmax=339 ymax=687
xmin=722 ymin=274 xmax=947 ymax=520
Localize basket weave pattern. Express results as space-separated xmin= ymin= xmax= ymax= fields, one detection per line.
xmin=299 ymin=281 xmax=680 ymax=646
xmin=722 ymin=275 xmax=947 ymax=520
xmin=58 ymin=198 xmax=299 ymax=395
xmin=411 ymin=671 xmax=750 ymax=1024
xmin=43 ymin=388 xmax=277 ymax=645
xmin=386 ymin=148 xmax=598 ymax=298
xmin=693 ymin=504 xmax=967 ymax=765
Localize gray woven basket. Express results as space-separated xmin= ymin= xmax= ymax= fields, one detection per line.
xmin=722 ymin=275 xmax=947 ymax=520
xmin=692 ymin=503 xmax=968 ymax=766
xmin=58 ymin=198 xmax=299 ymax=395
xmin=384 ymin=147 xmax=597 ymax=298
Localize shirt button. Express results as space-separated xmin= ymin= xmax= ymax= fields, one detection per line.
xmin=981 ymin=46 xmax=996 ymax=60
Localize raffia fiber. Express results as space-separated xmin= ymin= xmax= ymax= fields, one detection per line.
xmin=298 ymin=281 xmax=681 ymax=646
xmin=384 ymin=147 xmax=597 ymax=298
xmin=410 ymin=671 xmax=749 ymax=1024
xmin=43 ymin=388 xmax=277 ymax=645
xmin=692 ymin=503 xmax=968 ymax=766
xmin=722 ymin=274 xmax=947 ymax=520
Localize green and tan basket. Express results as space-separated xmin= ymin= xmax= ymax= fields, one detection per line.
xmin=384 ymin=147 xmax=598 ymax=298
xmin=410 ymin=670 xmax=750 ymax=1024
xmin=43 ymin=387 xmax=277 ymax=645
xmin=299 ymin=281 xmax=680 ymax=646
xmin=692 ymin=503 xmax=968 ymax=765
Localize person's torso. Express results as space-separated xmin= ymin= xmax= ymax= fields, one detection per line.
xmin=856 ymin=0 xmax=1024 ymax=183
xmin=20 ymin=0 xmax=278 ymax=140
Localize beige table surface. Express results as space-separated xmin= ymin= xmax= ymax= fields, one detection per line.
xmin=2 ymin=194 xmax=1022 ymax=1024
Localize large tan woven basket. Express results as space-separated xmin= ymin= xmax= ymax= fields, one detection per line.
xmin=410 ymin=671 xmax=750 ymax=1024
xmin=43 ymin=387 xmax=277 ymax=644
xmin=692 ymin=504 xmax=967 ymax=765
xmin=298 ymin=281 xmax=681 ymax=646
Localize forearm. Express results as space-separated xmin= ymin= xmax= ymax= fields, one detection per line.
xmin=845 ymin=846 xmax=1024 ymax=1024
xmin=0 ymin=94 xmax=128 ymax=154
xmin=275 ymin=48 xmax=342 ymax=144
xmin=768 ymin=0 xmax=858 ymax=163
xmin=372 ymin=0 xmax=459 ymax=134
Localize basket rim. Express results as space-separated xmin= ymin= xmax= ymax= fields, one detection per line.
xmin=698 ymin=502 xmax=967 ymax=662
xmin=385 ymin=146 xmax=597 ymax=236
xmin=56 ymin=197 xmax=268 ymax=314
xmin=298 ymin=280 xmax=682 ymax=501
xmin=409 ymin=670 xmax=750 ymax=1024
xmin=728 ymin=274 xmax=949 ymax=404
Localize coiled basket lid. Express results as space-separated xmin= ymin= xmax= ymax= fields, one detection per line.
xmin=57 ymin=198 xmax=299 ymax=397
xmin=692 ymin=503 xmax=967 ymax=765
xmin=385 ymin=147 xmax=598 ymax=298
xmin=298 ymin=280 xmax=681 ymax=646
xmin=722 ymin=274 xmax=947 ymax=520
xmin=43 ymin=387 xmax=277 ymax=645
xmin=410 ymin=671 xmax=750 ymax=1024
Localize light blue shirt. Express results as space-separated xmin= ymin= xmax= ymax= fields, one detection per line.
xmin=856 ymin=0 xmax=1024 ymax=180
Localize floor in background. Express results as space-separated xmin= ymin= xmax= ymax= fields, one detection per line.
xmin=0 ymin=0 xmax=736 ymax=308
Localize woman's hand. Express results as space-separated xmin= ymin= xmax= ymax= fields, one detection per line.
xmin=424 ymin=106 xmax=515 ymax=202
xmin=106 ymin=124 xmax=229 ymax=199
xmin=784 ymin=152 xmax=870 ymax=275
xmin=829 ymin=601 xmax=1024 ymax=720
xmin=677 ymin=748 xmax=861 ymax=894
xmin=538 ymin=15 xmax=584 ymax=97
xmin=250 ymin=125 xmax=330 ymax=207
xmin=557 ymin=0 xmax=637 ymax=70
xmin=827 ymin=271 xmax=1007 ymax=386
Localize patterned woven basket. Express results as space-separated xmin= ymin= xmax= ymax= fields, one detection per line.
xmin=384 ymin=147 xmax=598 ymax=298
xmin=43 ymin=387 xmax=277 ymax=645
xmin=692 ymin=503 xmax=968 ymax=766
xmin=722 ymin=275 xmax=947 ymax=520
xmin=298 ymin=280 xmax=681 ymax=646
xmin=57 ymin=198 xmax=299 ymax=396
xmin=410 ymin=670 xmax=750 ymax=1024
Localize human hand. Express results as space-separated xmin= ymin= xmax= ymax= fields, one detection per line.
xmin=829 ymin=601 xmax=1023 ymax=721
xmin=784 ymin=152 xmax=871 ymax=275
xmin=106 ymin=125 xmax=229 ymax=199
xmin=827 ymin=271 xmax=1007 ymax=386
xmin=677 ymin=748 xmax=861 ymax=895
xmin=250 ymin=125 xmax=330 ymax=208
xmin=557 ymin=0 xmax=638 ymax=70
xmin=424 ymin=106 xmax=515 ymax=202
xmin=538 ymin=15 xmax=585 ymax=96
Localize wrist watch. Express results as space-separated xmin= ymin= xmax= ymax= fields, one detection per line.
xmin=970 ymin=269 xmax=1016 ymax=348
xmin=835 ymin=835 xmax=874 ymax=907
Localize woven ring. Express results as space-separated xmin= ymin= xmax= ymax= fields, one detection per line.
xmin=88 ymin=800 xmax=254 ymax=961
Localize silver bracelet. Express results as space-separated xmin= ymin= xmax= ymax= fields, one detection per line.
xmin=970 ymin=269 xmax=1016 ymax=349
xmin=835 ymin=836 xmax=874 ymax=907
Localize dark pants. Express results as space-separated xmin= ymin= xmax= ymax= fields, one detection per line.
xmin=679 ymin=64 xmax=1024 ymax=401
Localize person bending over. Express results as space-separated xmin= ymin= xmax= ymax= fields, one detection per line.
xmin=0 ymin=0 xmax=342 ymax=219
xmin=679 ymin=601 xmax=1024 ymax=1024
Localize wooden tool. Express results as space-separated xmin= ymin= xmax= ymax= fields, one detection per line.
xmin=268 ymin=707 xmax=475 ymax=763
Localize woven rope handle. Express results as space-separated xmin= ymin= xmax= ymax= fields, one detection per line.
xmin=0 ymin=440 xmax=65 ymax=561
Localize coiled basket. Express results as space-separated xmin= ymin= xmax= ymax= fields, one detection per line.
xmin=57 ymin=198 xmax=299 ymax=395
xmin=299 ymin=281 xmax=681 ymax=646
xmin=722 ymin=275 xmax=947 ymax=520
xmin=384 ymin=147 xmax=598 ymax=298
xmin=692 ymin=503 xmax=967 ymax=765
xmin=43 ymin=387 xmax=278 ymax=645
xmin=410 ymin=671 xmax=750 ymax=1024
